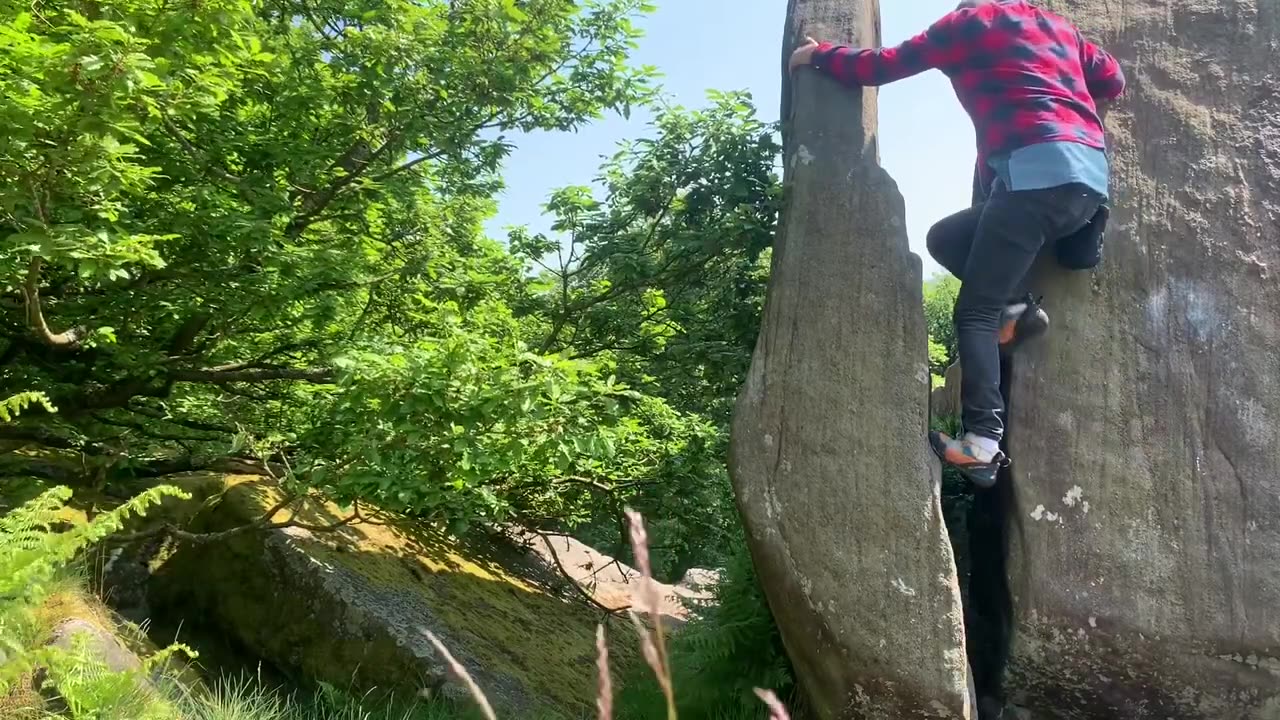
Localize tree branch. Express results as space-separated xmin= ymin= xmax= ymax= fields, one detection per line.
xmin=159 ymin=112 xmax=244 ymax=185
xmin=125 ymin=403 xmax=236 ymax=435
xmin=0 ymin=426 xmax=104 ymax=454
xmin=90 ymin=413 xmax=221 ymax=444
xmin=288 ymin=131 xmax=404 ymax=236
xmin=170 ymin=366 xmax=334 ymax=384
xmin=107 ymin=493 xmax=366 ymax=546
xmin=22 ymin=257 xmax=87 ymax=350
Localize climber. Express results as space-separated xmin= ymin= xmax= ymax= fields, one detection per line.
xmin=788 ymin=0 xmax=1125 ymax=488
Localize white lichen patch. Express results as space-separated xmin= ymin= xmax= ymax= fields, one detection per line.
xmin=1063 ymin=486 xmax=1084 ymax=507
xmin=891 ymin=578 xmax=917 ymax=597
xmin=1029 ymin=505 xmax=1061 ymax=523
xmin=795 ymin=144 xmax=815 ymax=166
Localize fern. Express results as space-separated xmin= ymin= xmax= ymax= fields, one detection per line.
xmin=0 ymin=484 xmax=191 ymax=691
xmin=0 ymin=392 xmax=55 ymax=422
xmin=38 ymin=633 xmax=178 ymax=720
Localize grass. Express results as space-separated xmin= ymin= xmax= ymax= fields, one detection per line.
xmin=167 ymin=675 xmax=480 ymax=720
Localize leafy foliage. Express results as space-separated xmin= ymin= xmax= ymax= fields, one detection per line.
xmin=514 ymin=92 xmax=780 ymax=424
xmin=1 ymin=0 xmax=652 ymax=429
xmin=923 ymin=273 xmax=960 ymax=380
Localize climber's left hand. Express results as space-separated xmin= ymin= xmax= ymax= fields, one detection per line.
xmin=789 ymin=37 xmax=820 ymax=73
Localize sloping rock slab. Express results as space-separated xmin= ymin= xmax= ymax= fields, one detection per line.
xmin=144 ymin=476 xmax=637 ymax=717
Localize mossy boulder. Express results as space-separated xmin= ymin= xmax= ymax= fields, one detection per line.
xmin=134 ymin=474 xmax=638 ymax=717
xmin=1 ymin=586 xmax=193 ymax=719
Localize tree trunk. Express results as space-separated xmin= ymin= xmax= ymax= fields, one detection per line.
xmin=728 ymin=1 xmax=973 ymax=717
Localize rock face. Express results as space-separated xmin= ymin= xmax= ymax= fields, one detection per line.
xmin=46 ymin=619 xmax=143 ymax=674
xmin=728 ymin=1 xmax=971 ymax=717
xmin=1003 ymin=2 xmax=1280 ymax=717
xmin=931 ymin=362 xmax=963 ymax=421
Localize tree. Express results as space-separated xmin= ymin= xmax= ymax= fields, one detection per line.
xmin=508 ymin=92 xmax=781 ymax=572
xmin=0 ymin=0 xmax=651 ymax=498
xmin=513 ymin=91 xmax=780 ymax=424
xmin=923 ymin=272 xmax=960 ymax=379
xmin=0 ymin=0 xmax=784 ymax=579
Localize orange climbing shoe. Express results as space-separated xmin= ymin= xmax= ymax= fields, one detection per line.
xmin=998 ymin=294 xmax=1049 ymax=353
xmin=929 ymin=431 xmax=1008 ymax=489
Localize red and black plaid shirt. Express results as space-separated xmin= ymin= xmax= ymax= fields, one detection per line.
xmin=811 ymin=1 xmax=1124 ymax=183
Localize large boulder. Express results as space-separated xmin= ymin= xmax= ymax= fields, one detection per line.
xmin=728 ymin=1 xmax=971 ymax=717
xmin=1003 ymin=2 xmax=1280 ymax=717
xmin=510 ymin=529 xmax=710 ymax=625
xmin=132 ymin=475 xmax=643 ymax=717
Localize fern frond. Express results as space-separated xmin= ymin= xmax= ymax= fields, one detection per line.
xmin=0 ymin=483 xmax=192 ymax=692
xmin=0 ymin=391 xmax=56 ymax=422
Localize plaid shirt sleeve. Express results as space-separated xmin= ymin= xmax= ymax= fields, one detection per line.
xmin=1080 ymin=35 xmax=1125 ymax=100
xmin=809 ymin=12 xmax=965 ymax=87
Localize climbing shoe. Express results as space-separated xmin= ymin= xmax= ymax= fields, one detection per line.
xmin=928 ymin=431 xmax=1008 ymax=489
xmin=998 ymin=294 xmax=1049 ymax=353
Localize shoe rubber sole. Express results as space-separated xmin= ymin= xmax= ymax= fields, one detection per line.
xmin=928 ymin=432 xmax=1003 ymax=490
xmin=999 ymin=304 xmax=1049 ymax=354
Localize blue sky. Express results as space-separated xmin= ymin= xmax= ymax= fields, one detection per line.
xmin=487 ymin=1 xmax=972 ymax=279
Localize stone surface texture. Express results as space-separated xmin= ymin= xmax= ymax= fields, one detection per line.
xmin=729 ymin=1 xmax=972 ymax=717
xmin=1004 ymin=2 xmax=1280 ymax=717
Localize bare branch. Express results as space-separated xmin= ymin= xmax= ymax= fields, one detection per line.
xmin=170 ymin=366 xmax=335 ymax=384
xmin=534 ymin=529 xmax=629 ymax=617
xmin=89 ymin=413 xmax=221 ymax=443
xmin=0 ymin=426 xmax=103 ymax=454
xmin=107 ymin=492 xmax=365 ymax=546
xmin=288 ymin=131 xmax=404 ymax=236
xmin=22 ymin=257 xmax=87 ymax=350
xmin=368 ymin=147 xmax=445 ymax=184
xmin=124 ymin=404 xmax=235 ymax=435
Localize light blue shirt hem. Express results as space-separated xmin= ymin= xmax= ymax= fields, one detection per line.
xmin=987 ymin=141 xmax=1109 ymax=198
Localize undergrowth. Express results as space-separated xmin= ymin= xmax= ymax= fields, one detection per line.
xmin=169 ymin=675 xmax=482 ymax=720
xmin=0 ymin=481 xmax=795 ymax=720
xmin=616 ymin=543 xmax=793 ymax=720
xmin=0 ymin=483 xmax=487 ymax=720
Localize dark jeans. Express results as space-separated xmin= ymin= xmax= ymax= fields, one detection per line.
xmin=926 ymin=182 xmax=1104 ymax=442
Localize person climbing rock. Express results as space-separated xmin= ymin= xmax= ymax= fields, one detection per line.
xmin=788 ymin=0 xmax=1124 ymax=488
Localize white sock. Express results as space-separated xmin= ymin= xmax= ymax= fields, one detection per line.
xmin=964 ymin=432 xmax=1000 ymax=461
